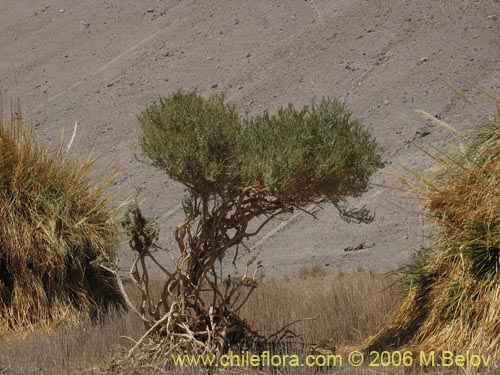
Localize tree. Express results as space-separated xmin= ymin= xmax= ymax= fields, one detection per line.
xmin=120 ymin=91 xmax=381 ymax=363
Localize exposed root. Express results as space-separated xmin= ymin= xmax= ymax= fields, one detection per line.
xmin=109 ymin=192 xmax=313 ymax=371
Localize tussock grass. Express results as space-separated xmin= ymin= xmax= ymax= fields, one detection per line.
xmin=365 ymin=86 xmax=500 ymax=357
xmin=0 ymin=101 xmax=124 ymax=333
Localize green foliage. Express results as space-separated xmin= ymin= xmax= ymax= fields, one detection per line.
xmin=139 ymin=92 xmax=241 ymax=195
xmin=139 ymin=91 xmax=381 ymax=221
xmin=121 ymin=190 xmax=159 ymax=255
xmin=241 ymin=99 xmax=381 ymax=221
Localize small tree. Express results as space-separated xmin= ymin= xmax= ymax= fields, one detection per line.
xmin=121 ymin=91 xmax=381 ymax=362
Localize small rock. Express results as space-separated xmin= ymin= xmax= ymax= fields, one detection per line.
xmin=344 ymin=242 xmax=374 ymax=252
xmin=210 ymin=83 xmax=218 ymax=89
xmin=245 ymin=53 xmax=251 ymax=58
xmin=417 ymin=56 xmax=429 ymax=65
xmin=58 ymin=8 xmax=65 ymax=13
xmin=487 ymin=14 xmax=497 ymax=20
xmin=147 ymin=8 xmax=154 ymax=13
xmin=238 ymin=85 xmax=244 ymax=90
xmin=415 ymin=129 xmax=431 ymax=138
xmin=106 ymin=82 xmax=114 ymax=88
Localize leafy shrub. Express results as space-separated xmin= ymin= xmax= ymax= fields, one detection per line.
xmin=139 ymin=91 xmax=381 ymax=221
xmin=116 ymin=91 xmax=381 ymax=366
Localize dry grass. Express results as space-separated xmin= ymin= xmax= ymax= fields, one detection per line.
xmin=240 ymin=271 xmax=397 ymax=346
xmin=0 ymin=271 xmax=398 ymax=374
xmin=2 ymin=270 xmax=497 ymax=374
xmin=4 ymin=87 xmax=500 ymax=374
xmin=0 ymin=309 xmax=142 ymax=375
xmin=0 ymin=101 xmax=124 ymax=333
xmin=296 ymin=265 xmax=328 ymax=280
xmin=365 ymin=85 xmax=500 ymax=358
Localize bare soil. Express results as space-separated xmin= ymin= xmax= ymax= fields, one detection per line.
xmin=1 ymin=0 xmax=499 ymax=278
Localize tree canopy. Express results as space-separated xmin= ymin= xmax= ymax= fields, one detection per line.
xmin=139 ymin=91 xmax=381 ymax=222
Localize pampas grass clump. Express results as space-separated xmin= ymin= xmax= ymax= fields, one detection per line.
xmin=366 ymin=89 xmax=500 ymax=357
xmin=0 ymin=102 xmax=124 ymax=333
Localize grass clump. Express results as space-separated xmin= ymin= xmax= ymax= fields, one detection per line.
xmin=0 ymin=102 xmax=124 ymax=333
xmin=365 ymin=89 xmax=500 ymax=357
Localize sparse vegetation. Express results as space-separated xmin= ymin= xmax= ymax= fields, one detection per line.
xmin=0 ymin=101 xmax=124 ymax=333
xmin=0 ymin=271 xmax=398 ymax=374
xmin=112 ymin=91 xmax=381 ymax=367
xmin=2 ymin=84 xmax=498 ymax=374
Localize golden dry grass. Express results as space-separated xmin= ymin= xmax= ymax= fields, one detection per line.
xmin=0 ymin=101 xmax=124 ymax=333
xmin=0 ymin=271 xmax=398 ymax=374
xmin=365 ymin=86 xmax=500 ymax=359
xmin=296 ymin=265 xmax=328 ymax=280
xmin=240 ymin=271 xmax=398 ymax=346
xmin=2 ymin=271 xmax=498 ymax=374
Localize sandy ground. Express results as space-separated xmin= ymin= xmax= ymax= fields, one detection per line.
xmin=1 ymin=0 xmax=499 ymax=278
